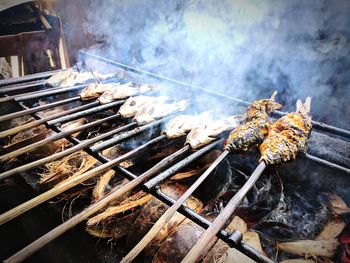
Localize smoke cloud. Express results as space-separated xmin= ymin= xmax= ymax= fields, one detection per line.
xmin=81 ymin=0 xmax=350 ymax=129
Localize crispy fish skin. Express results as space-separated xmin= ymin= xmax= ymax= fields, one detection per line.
xmin=225 ymin=118 xmax=271 ymax=151
xmin=224 ymin=92 xmax=282 ymax=153
xmin=98 ymin=83 xmax=160 ymax=104
xmin=259 ymin=98 xmax=312 ymax=164
xmin=246 ymin=98 xmax=281 ymax=121
xmin=80 ymin=82 xmax=119 ymax=100
xmin=46 ymin=69 xmax=74 ymax=86
xmin=118 ymin=96 xmax=157 ymax=118
xmin=163 ymin=112 xmax=211 ymax=139
xmin=132 ymin=99 xmax=189 ymax=125
xmin=185 ymin=116 xmax=241 ymax=150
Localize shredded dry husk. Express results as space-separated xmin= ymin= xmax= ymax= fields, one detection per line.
xmin=39 ymin=150 xmax=98 ymax=185
xmin=87 ymin=191 xmax=153 ymax=226
xmin=92 ymin=170 xmax=116 ymax=202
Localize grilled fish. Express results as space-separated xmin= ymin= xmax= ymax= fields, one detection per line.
xmin=118 ymin=96 xmax=165 ymax=118
xmin=98 ymin=83 xmax=160 ymax=104
xmin=259 ymin=97 xmax=312 ymax=164
xmin=224 ymin=92 xmax=282 ymax=152
xmin=80 ymin=82 xmax=120 ymax=100
xmin=46 ymin=69 xmax=74 ymax=86
xmin=60 ymin=71 xmax=117 ymax=88
xmin=132 ymin=99 xmax=189 ymax=125
xmin=162 ymin=111 xmax=212 ymax=139
xmin=186 ymin=115 xmax=242 ymax=150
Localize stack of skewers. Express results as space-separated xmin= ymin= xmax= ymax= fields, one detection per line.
xmin=1 ymin=69 xmax=313 ymax=263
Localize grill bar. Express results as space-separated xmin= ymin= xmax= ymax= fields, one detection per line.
xmin=0 ymin=80 xmax=45 ymax=95
xmin=0 ymin=69 xmax=61 ymax=87
xmin=0 ymin=134 xmax=166 ymax=226
xmin=122 ymin=147 xmax=228 ymax=262
xmin=81 ymin=51 xmax=350 ymax=140
xmin=0 ymin=97 xmax=80 ymax=123
xmin=182 ymin=161 xmax=267 ymax=263
xmin=0 ymin=85 xmax=83 ymax=104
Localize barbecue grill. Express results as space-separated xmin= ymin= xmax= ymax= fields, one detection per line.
xmin=1 ymin=51 xmax=350 ymax=263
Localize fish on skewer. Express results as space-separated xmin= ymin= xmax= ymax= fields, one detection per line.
xmin=185 ymin=115 xmax=243 ymax=150
xmin=79 ymin=82 xmax=120 ymax=100
xmin=98 ymin=82 xmax=160 ymax=104
xmin=132 ymin=99 xmax=189 ymax=125
xmin=260 ymin=97 xmax=312 ymax=164
xmin=162 ymin=111 xmax=212 ymax=139
xmin=118 ymin=96 xmax=166 ymax=118
xmin=224 ymin=91 xmax=282 ymax=152
xmin=60 ymin=71 xmax=118 ymax=88
xmin=46 ymin=69 xmax=74 ymax=86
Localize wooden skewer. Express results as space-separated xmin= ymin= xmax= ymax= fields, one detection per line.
xmin=181 ymin=161 xmax=267 ymax=263
xmin=121 ymin=150 xmax=229 ymax=263
xmin=0 ymin=134 xmax=166 ymax=226
xmin=4 ymin=144 xmax=190 ymax=263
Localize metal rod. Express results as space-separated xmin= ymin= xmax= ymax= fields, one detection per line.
xmin=47 ymin=100 xmax=124 ymax=126
xmin=81 ymin=51 xmax=350 ymax=140
xmin=0 ymin=122 xmax=136 ymax=180
xmin=122 ymin=150 xmax=229 ymax=262
xmin=3 ymin=140 xmax=190 ymax=263
xmin=0 ymin=80 xmax=45 ymax=94
xmin=90 ymin=116 xmax=173 ymax=152
xmin=181 ymin=161 xmax=267 ymax=263
xmin=0 ymin=97 xmax=80 ymax=123
xmin=306 ymin=153 xmax=350 ymax=174
xmin=144 ymin=140 xmax=223 ymax=190
xmin=0 ymin=101 xmax=100 ymax=139
xmin=0 ymin=114 xmax=121 ymax=163
xmin=154 ymin=189 xmax=275 ymax=263
xmin=0 ymin=134 xmax=167 ymax=228
xmin=0 ymin=85 xmax=84 ymax=104
xmin=0 ymin=69 xmax=61 ymax=87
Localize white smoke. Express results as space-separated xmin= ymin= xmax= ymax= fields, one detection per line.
xmin=80 ymin=0 xmax=350 ymax=129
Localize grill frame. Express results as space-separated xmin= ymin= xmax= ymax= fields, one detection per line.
xmin=1 ymin=51 xmax=350 ymax=262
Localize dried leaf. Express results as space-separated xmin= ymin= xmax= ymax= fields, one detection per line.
xmin=277 ymin=239 xmax=338 ymax=258
xmin=316 ymin=218 xmax=346 ymax=240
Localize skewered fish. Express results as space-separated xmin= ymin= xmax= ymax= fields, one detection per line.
xmin=118 ymin=96 xmax=164 ymax=118
xmin=185 ymin=115 xmax=242 ymax=150
xmin=259 ymin=97 xmax=312 ymax=164
xmin=46 ymin=69 xmax=74 ymax=86
xmin=224 ymin=91 xmax=282 ymax=152
xmin=63 ymin=71 xmax=119 ymax=88
xmin=80 ymin=82 xmax=119 ymax=100
xmin=98 ymin=82 xmax=160 ymax=104
xmin=132 ymin=99 xmax=189 ymax=125
xmin=162 ymin=111 xmax=211 ymax=139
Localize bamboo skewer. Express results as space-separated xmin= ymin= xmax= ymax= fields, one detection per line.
xmin=0 ymin=135 xmax=168 ymax=227
xmin=0 ymin=101 xmax=100 ymax=139
xmin=0 ymin=121 xmax=135 ymax=180
xmin=0 ymin=114 xmax=121 ymax=163
xmin=181 ymin=161 xmax=267 ymax=263
xmin=121 ymin=150 xmax=229 ymax=263
xmin=4 ymin=143 xmax=191 ymax=263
